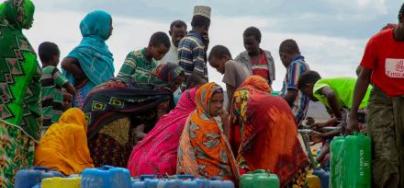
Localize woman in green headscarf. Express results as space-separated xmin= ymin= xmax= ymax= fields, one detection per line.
xmin=0 ymin=0 xmax=41 ymax=186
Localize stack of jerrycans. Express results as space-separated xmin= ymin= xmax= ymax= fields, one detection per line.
xmin=131 ymin=174 xmax=234 ymax=188
xmin=330 ymin=133 xmax=371 ymax=188
xmin=240 ymin=169 xmax=280 ymax=188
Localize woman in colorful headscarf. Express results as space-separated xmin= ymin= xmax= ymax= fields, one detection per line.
xmin=128 ymin=87 xmax=197 ymax=176
xmin=34 ymin=108 xmax=94 ymax=175
xmin=231 ymin=76 xmax=309 ymax=187
xmin=177 ymin=83 xmax=239 ymax=182
xmin=83 ymin=63 xmax=185 ymax=167
xmin=0 ymin=0 xmax=41 ymax=186
xmin=61 ymin=10 xmax=114 ymax=107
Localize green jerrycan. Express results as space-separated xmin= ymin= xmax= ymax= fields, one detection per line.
xmin=330 ymin=136 xmax=345 ymax=188
xmin=240 ymin=169 xmax=280 ymax=188
xmin=343 ymin=134 xmax=371 ymax=188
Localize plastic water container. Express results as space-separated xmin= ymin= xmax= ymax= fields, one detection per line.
xmin=330 ymin=136 xmax=344 ymax=188
xmin=14 ymin=167 xmax=64 ymax=188
xmin=313 ymin=168 xmax=329 ymax=188
xmin=131 ymin=174 xmax=234 ymax=188
xmin=81 ymin=166 xmax=131 ymax=188
xmin=330 ymin=134 xmax=371 ymax=188
xmin=131 ymin=175 xmax=156 ymax=188
xmin=209 ymin=178 xmax=234 ymax=188
xmin=306 ymin=173 xmax=321 ymax=188
xmin=240 ymin=169 xmax=280 ymax=188
xmin=41 ymin=176 xmax=81 ymax=188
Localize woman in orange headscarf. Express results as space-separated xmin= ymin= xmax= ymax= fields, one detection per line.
xmin=177 ymin=83 xmax=239 ymax=182
xmin=231 ymin=76 xmax=309 ymax=187
xmin=34 ymin=108 xmax=94 ymax=175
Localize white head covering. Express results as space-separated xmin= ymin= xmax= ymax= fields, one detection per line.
xmin=193 ymin=5 xmax=211 ymax=19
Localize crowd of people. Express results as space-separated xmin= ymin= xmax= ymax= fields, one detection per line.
xmin=1 ymin=0 xmax=404 ymax=187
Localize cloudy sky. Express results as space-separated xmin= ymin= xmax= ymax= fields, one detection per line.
xmin=26 ymin=0 xmax=402 ymax=90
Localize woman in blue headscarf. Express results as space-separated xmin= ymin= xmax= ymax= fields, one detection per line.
xmin=62 ymin=10 xmax=114 ymax=107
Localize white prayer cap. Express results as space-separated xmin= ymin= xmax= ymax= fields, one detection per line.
xmin=193 ymin=5 xmax=211 ymax=19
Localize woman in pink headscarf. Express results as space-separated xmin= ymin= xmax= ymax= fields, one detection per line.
xmin=128 ymin=87 xmax=197 ymax=176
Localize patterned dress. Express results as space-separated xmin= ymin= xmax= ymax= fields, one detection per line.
xmin=84 ymin=63 xmax=183 ymax=167
xmin=0 ymin=0 xmax=40 ymax=187
xmin=128 ymin=88 xmax=197 ymax=176
xmin=177 ymin=83 xmax=239 ymax=182
xmin=232 ymin=76 xmax=309 ymax=187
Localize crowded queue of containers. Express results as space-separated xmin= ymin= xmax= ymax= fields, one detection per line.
xmin=14 ymin=133 xmax=371 ymax=188
xmin=14 ymin=166 xmax=279 ymax=188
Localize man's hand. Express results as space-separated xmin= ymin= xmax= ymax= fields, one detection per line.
xmin=219 ymin=109 xmax=231 ymax=138
xmin=312 ymin=123 xmax=324 ymax=130
xmin=310 ymin=131 xmax=323 ymax=143
xmin=347 ymin=112 xmax=359 ymax=134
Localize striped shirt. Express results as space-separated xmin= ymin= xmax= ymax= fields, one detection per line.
xmin=178 ymin=31 xmax=207 ymax=86
xmin=41 ymin=66 xmax=68 ymax=127
xmin=116 ymin=48 xmax=161 ymax=85
xmin=280 ymin=55 xmax=310 ymax=124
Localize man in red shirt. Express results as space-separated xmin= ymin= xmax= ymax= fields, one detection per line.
xmin=235 ymin=27 xmax=276 ymax=86
xmin=349 ymin=3 xmax=404 ymax=187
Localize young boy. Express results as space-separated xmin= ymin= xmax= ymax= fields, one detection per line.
xmin=39 ymin=42 xmax=75 ymax=128
xmin=158 ymin=20 xmax=187 ymax=65
xmin=298 ymin=70 xmax=372 ymax=164
xmin=116 ymin=32 xmax=171 ymax=85
xmin=208 ymin=45 xmax=250 ymax=110
xmin=235 ymin=26 xmax=275 ymax=85
xmin=298 ymin=71 xmax=371 ymax=128
xmin=279 ymin=39 xmax=310 ymax=124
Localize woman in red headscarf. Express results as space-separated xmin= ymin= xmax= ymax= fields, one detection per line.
xmin=231 ymin=75 xmax=309 ymax=187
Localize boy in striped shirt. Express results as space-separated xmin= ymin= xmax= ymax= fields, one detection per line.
xmin=279 ymin=39 xmax=310 ymax=124
xmin=39 ymin=42 xmax=75 ymax=128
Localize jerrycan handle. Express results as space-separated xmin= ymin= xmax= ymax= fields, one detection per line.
xmin=99 ymin=165 xmax=115 ymax=170
xmin=249 ymin=169 xmax=268 ymax=174
xmin=176 ymin=174 xmax=195 ymax=180
xmin=210 ymin=176 xmax=223 ymax=180
xmin=349 ymin=132 xmax=364 ymax=136
xmin=32 ymin=166 xmax=51 ymax=171
xmin=140 ymin=175 xmax=157 ymax=180
xmin=32 ymin=166 xmax=63 ymax=175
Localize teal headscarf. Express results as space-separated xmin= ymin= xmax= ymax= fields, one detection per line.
xmin=65 ymin=10 xmax=114 ymax=87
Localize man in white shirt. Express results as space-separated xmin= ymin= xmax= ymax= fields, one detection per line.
xmin=158 ymin=20 xmax=187 ymax=64
xmin=158 ymin=20 xmax=187 ymax=104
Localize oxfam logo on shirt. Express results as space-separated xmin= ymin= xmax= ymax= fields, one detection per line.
xmin=394 ymin=59 xmax=404 ymax=72
xmin=385 ymin=58 xmax=404 ymax=78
